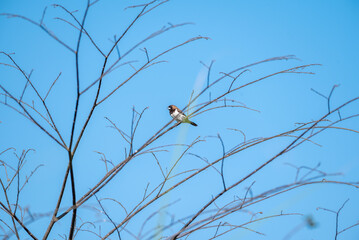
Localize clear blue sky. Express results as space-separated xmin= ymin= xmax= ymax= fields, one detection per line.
xmin=1 ymin=0 xmax=358 ymax=239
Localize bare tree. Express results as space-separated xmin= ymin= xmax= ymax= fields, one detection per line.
xmin=1 ymin=1 xmax=358 ymax=240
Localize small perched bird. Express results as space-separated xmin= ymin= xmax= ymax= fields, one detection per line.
xmin=168 ymin=105 xmax=197 ymax=126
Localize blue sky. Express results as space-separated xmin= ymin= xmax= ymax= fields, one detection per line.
xmin=1 ymin=0 xmax=359 ymax=239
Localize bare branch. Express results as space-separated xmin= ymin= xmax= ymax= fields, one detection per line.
xmin=170 ymin=96 xmax=359 ymax=239
xmin=44 ymin=72 xmax=62 ymax=101
xmin=95 ymin=195 xmax=121 ymax=240
xmin=52 ymin=4 xmax=105 ymax=56
xmin=217 ymin=134 xmax=226 ymax=190
xmin=0 ymin=12 xmax=75 ymax=53
xmin=318 ymin=198 xmax=350 ymax=240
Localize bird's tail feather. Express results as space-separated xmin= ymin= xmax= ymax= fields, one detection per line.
xmin=190 ymin=121 xmax=198 ymax=127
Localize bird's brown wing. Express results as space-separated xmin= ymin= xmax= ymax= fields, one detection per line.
xmin=174 ymin=106 xmax=185 ymax=116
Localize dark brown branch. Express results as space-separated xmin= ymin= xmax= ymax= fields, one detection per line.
xmin=67 ymin=1 xmax=92 ymax=239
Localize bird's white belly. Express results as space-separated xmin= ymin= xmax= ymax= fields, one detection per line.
xmin=171 ymin=110 xmax=185 ymax=122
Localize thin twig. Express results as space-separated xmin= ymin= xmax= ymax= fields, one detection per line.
xmin=217 ymin=134 xmax=226 ymax=190
xmin=95 ymin=195 xmax=121 ymax=240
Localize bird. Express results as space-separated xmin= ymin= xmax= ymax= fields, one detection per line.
xmin=168 ymin=105 xmax=197 ymax=126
